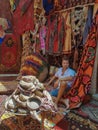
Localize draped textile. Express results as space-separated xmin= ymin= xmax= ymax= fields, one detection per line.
xmin=53 ymin=15 xmax=65 ymax=54
xmin=93 ymin=3 xmax=98 ymax=17
xmin=0 ymin=34 xmax=21 ymax=73
xmin=0 ymin=37 xmax=5 ymax=45
xmin=71 ymin=6 xmax=88 ymax=48
xmin=13 ymin=0 xmax=34 ymax=35
xmin=90 ymin=38 xmax=98 ymax=94
xmin=71 ymin=6 xmax=88 ymax=70
xmin=46 ymin=15 xmax=58 ymax=54
xmin=83 ymin=6 xmax=93 ymax=45
xmin=9 ymin=0 xmax=20 ymax=12
xmin=46 ymin=14 xmax=64 ymax=54
xmin=54 ymin=0 xmax=95 ymax=10
xmin=62 ymin=11 xmax=71 ymax=54
xmin=39 ymin=25 xmax=47 ymax=51
xmin=64 ymin=11 xmax=98 ymax=109
xmin=42 ymin=0 xmax=54 ymax=15
xmin=0 ymin=0 xmax=12 ymax=26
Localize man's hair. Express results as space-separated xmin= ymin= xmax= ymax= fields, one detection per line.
xmin=62 ymin=56 xmax=69 ymax=62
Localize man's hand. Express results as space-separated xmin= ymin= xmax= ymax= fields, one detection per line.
xmin=59 ymin=78 xmax=65 ymax=81
xmin=43 ymin=83 xmax=49 ymax=88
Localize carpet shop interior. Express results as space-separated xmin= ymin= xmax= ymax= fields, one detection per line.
xmin=0 ymin=0 xmax=98 ymax=130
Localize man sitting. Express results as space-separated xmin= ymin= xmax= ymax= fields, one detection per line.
xmin=45 ymin=56 xmax=76 ymax=107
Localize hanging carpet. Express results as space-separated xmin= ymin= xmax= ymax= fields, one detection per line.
xmin=64 ymin=10 xmax=98 ymax=109
xmin=0 ymin=34 xmax=21 ymax=74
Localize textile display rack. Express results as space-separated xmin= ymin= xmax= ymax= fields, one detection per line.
xmin=46 ymin=2 xmax=95 ymax=16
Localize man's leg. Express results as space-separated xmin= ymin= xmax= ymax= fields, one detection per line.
xmin=55 ymin=81 xmax=67 ymax=105
xmin=50 ymin=88 xmax=59 ymax=97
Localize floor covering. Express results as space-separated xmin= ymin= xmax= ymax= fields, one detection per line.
xmin=0 ymin=76 xmax=98 ymax=130
xmin=0 ymin=75 xmax=18 ymax=95
xmin=0 ymin=95 xmax=98 ymax=130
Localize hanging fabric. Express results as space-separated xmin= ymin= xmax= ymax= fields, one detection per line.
xmin=71 ymin=6 xmax=88 ymax=70
xmin=53 ymin=14 xmax=65 ymax=54
xmin=83 ymin=5 xmax=93 ymax=45
xmin=53 ymin=0 xmax=95 ymax=11
xmin=21 ymin=0 xmax=32 ymax=15
xmin=46 ymin=14 xmax=65 ymax=55
xmin=0 ymin=34 xmax=21 ymax=73
xmin=13 ymin=0 xmax=34 ymax=35
xmin=39 ymin=20 xmax=47 ymax=55
xmin=0 ymin=25 xmax=5 ymax=45
xmin=9 ymin=0 xmax=20 ymax=12
xmin=71 ymin=6 xmax=88 ymax=48
xmin=46 ymin=15 xmax=58 ymax=54
xmin=62 ymin=11 xmax=71 ymax=54
xmin=64 ymin=10 xmax=98 ymax=109
xmin=95 ymin=0 xmax=98 ymax=3
xmin=17 ymin=30 xmax=33 ymax=80
xmin=90 ymin=37 xmax=98 ymax=94
xmin=42 ymin=0 xmax=54 ymax=15
xmin=93 ymin=3 xmax=98 ymax=17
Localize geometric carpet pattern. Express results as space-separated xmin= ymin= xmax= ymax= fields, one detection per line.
xmin=71 ymin=100 xmax=98 ymax=123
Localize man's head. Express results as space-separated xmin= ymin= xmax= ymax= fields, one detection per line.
xmin=62 ymin=56 xmax=69 ymax=69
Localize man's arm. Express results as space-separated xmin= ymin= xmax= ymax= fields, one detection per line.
xmin=47 ymin=75 xmax=57 ymax=86
xmin=59 ymin=76 xmax=75 ymax=82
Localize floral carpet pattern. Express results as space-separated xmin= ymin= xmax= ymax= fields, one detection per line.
xmin=0 ymin=96 xmax=98 ymax=130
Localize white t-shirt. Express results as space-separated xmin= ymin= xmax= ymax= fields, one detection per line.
xmin=55 ymin=67 xmax=76 ymax=87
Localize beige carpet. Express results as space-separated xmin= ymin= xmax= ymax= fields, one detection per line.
xmin=0 ymin=80 xmax=18 ymax=95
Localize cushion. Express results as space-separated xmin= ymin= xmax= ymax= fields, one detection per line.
xmin=49 ymin=66 xmax=58 ymax=76
xmin=19 ymin=53 xmax=48 ymax=82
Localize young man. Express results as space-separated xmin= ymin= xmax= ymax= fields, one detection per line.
xmin=46 ymin=56 xmax=76 ymax=106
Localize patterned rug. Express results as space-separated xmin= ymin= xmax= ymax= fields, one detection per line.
xmin=64 ymin=112 xmax=98 ymax=130
xmin=0 ymin=112 xmax=64 ymax=130
xmin=0 ymin=95 xmax=98 ymax=130
xmin=0 ymin=34 xmax=21 ymax=74
xmin=0 ymin=95 xmax=64 ymax=130
xmin=71 ymin=99 xmax=98 ymax=123
xmin=0 ymin=116 xmax=42 ymax=130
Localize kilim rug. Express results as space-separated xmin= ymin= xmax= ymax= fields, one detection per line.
xmin=53 ymin=111 xmax=98 ymax=130
xmin=71 ymin=99 xmax=98 ymax=123
xmin=64 ymin=112 xmax=98 ymax=130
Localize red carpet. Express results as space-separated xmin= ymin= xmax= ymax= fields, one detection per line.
xmin=0 ymin=34 xmax=21 ymax=74
xmin=53 ymin=118 xmax=69 ymax=130
xmin=53 ymin=115 xmax=98 ymax=130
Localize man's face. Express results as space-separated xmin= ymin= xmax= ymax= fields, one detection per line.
xmin=62 ymin=60 xmax=69 ymax=69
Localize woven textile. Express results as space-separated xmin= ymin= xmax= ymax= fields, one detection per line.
xmin=64 ymin=10 xmax=98 ymax=109
xmin=0 ymin=34 xmax=21 ymax=74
